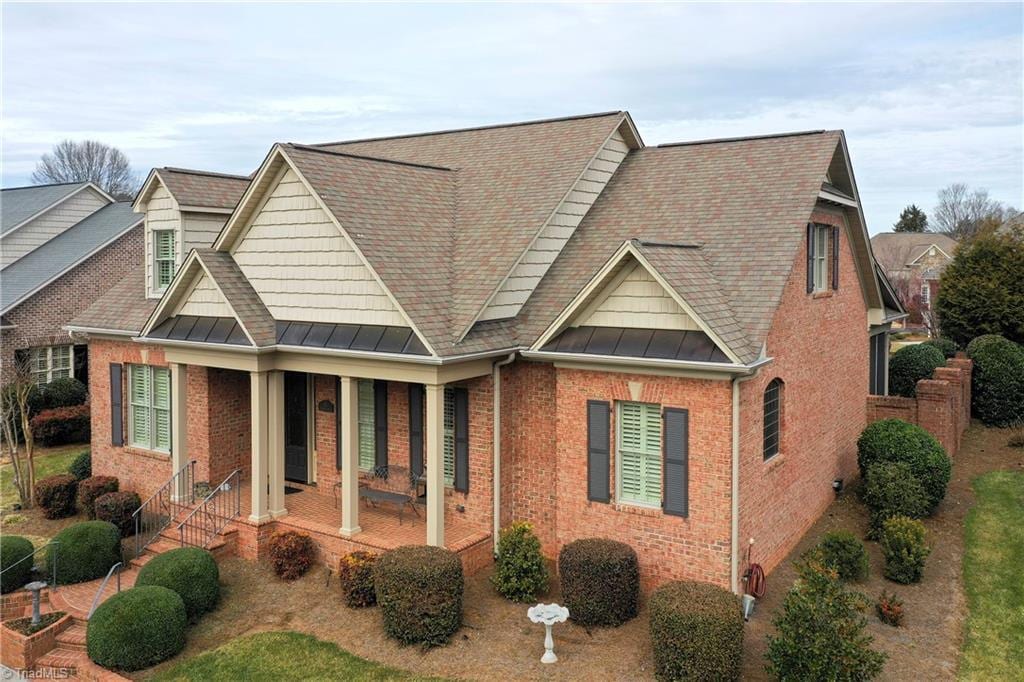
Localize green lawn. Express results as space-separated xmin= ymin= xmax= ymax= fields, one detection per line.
xmin=152 ymin=632 xmax=445 ymax=681
xmin=959 ymin=471 xmax=1024 ymax=680
xmin=0 ymin=444 xmax=86 ymax=511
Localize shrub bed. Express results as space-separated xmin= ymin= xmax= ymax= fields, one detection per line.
xmin=888 ymin=343 xmax=945 ymax=397
xmin=268 ymin=531 xmax=316 ymax=580
xmin=808 ymin=530 xmax=869 ymax=582
xmin=558 ymin=538 xmax=639 ymax=627
xmin=857 ymin=419 xmax=951 ymax=512
xmin=881 ymin=516 xmax=930 ymax=584
xmin=68 ymin=450 xmax=91 ymax=481
xmin=649 ymin=580 xmax=743 ymax=681
xmin=338 ymin=551 xmax=377 ymax=608
xmin=94 ymin=491 xmax=141 ymax=538
xmin=86 ymin=585 xmax=187 ymax=671
xmin=862 ymin=462 xmax=931 ymax=536
xmin=966 ymin=334 xmax=1024 ymax=426
xmin=0 ymin=535 xmax=35 ymax=594
xmin=41 ymin=377 xmax=87 ymax=408
xmin=30 ymin=405 xmax=91 ymax=446
xmin=76 ymin=476 xmax=118 ymax=519
xmin=48 ymin=521 xmax=121 ymax=584
xmin=34 ymin=474 xmax=78 ymax=519
xmin=135 ymin=547 xmax=219 ymax=622
xmin=491 ymin=522 xmax=549 ymax=603
xmin=374 ymin=545 xmax=463 ymax=647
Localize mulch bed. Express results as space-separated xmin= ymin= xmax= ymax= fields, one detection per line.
xmin=5 ymin=611 xmax=65 ymax=636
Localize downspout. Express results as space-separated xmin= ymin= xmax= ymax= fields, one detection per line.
xmin=493 ymin=353 xmax=516 ymax=553
xmin=731 ymin=368 xmax=761 ymax=594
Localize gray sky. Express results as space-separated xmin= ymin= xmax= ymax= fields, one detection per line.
xmin=2 ymin=2 xmax=1021 ymax=233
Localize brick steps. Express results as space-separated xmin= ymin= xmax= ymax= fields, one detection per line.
xmin=55 ymin=620 xmax=86 ymax=652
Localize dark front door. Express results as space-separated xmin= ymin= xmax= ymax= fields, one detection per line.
xmin=284 ymin=372 xmax=308 ymax=482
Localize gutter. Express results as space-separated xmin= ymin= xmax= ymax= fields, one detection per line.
xmin=730 ymin=364 xmax=766 ymax=594
xmin=64 ymin=325 xmax=137 ymax=338
xmin=492 ymin=353 xmax=516 ymax=551
xmin=522 ymin=349 xmax=771 ymax=376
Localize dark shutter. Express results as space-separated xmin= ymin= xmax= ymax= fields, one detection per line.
xmin=110 ymin=363 xmax=123 ymax=447
xmin=408 ymin=384 xmax=424 ymax=479
xmin=663 ymin=408 xmax=689 ymax=517
xmin=831 ymin=226 xmax=840 ymax=290
xmin=453 ymin=387 xmax=469 ymax=493
xmin=73 ymin=344 xmax=89 ymax=385
xmin=335 ymin=378 xmax=343 ymax=470
xmin=806 ymin=223 xmax=815 ymax=293
xmin=586 ymin=400 xmax=611 ymax=503
xmin=374 ymin=380 xmax=388 ymax=470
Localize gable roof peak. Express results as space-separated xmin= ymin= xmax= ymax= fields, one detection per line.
xmin=283 ymin=143 xmax=453 ymax=172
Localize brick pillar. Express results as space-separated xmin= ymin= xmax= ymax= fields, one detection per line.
xmin=947 ymin=358 xmax=973 ymax=430
xmin=934 ymin=366 xmax=964 ymax=451
xmin=916 ymin=379 xmax=957 ymax=456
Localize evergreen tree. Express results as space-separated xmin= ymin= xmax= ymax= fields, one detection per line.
xmin=893 ymin=204 xmax=928 ymax=232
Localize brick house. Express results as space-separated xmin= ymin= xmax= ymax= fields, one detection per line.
xmin=871 ymin=232 xmax=957 ymax=332
xmin=1 ymin=181 xmax=143 ymax=385
xmin=69 ymin=112 xmax=907 ymax=591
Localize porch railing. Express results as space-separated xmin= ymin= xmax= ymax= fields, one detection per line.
xmin=86 ymin=562 xmax=122 ymax=618
xmin=132 ymin=460 xmax=196 ymax=558
xmin=177 ymin=468 xmax=241 ymax=550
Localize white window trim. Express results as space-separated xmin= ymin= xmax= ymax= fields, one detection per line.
xmin=920 ymin=282 xmax=931 ymax=305
xmin=813 ymin=225 xmax=830 ymax=292
xmin=128 ymin=364 xmax=171 ymax=453
xmin=30 ymin=346 xmax=73 ymax=387
xmin=615 ymin=400 xmax=663 ymax=509
xmin=153 ymin=229 xmax=177 ymax=292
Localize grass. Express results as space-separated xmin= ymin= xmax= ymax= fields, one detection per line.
xmin=0 ymin=444 xmax=86 ymax=511
xmin=959 ymin=470 xmax=1024 ymax=680
xmin=151 ymin=631 xmax=446 ymax=681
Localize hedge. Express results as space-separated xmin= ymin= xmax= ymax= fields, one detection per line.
xmin=649 ymin=580 xmax=743 ymax=681
xmin=68 ymin=450 xmax=91 ymax=481
xmin=0 ymin=536 xmax=35 ymax=594
xmin=491 ymin=522 xmax=548 ymax=603
xmin=41 ymin=377 xmax=87 ymax=409
xmin=856 ymin=419 xmax=951 ymax=512
xmin=373 ymin=545 xmax=463 ymax=647
xmin=888 ymin=344 xmax=945 ymax=398
xmin=809 ymin=530 xmax=869 ymax=582
xmin=30 ymin=405 xmax=91 ymax=447
xmin=95 ymin=491 xmax=141 ymax=538
xmin=34 ymin=474 xmax=78 ymax=519
xmin=48 ymin=521 xmax=121 ymax=584
xmin=862 ymin=461 xmax=931 ymax=536
xmin=136 ymin=547 xmax=219 ymax=622
xmin=268 ymin=531 xmax=316 ymax=580
xmin=966 ymin=335 xmax=1024 ymax=426
xmin=559 ymin=538 xmax=639 ymax=627
xmin=77 ymin=476 xmax=119 ymax=519
xmin=922 ymin=338 xmax=958 ymax=359
xmin=86 ymin=585 xmax=187 ymax=671
xmin=338 ymin=551 xmax=377 ymax=608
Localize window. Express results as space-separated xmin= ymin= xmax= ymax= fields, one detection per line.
xmin=30 ymin=346 xmax=72 ymax=387
xmin=154 ymin=230 xmax=176 ymax=290
xmin=763 ymin=378 xmax=783 ymax=460
xmin=920 ymin=282 xmax=931 ymax=306
xmin=617 ymin=401 xmax=662 ymax=506
xmin=813 ymin=225 xmax=830 ymax=292
xmin=129 ymin=365 xmax=171 ymax=452
xmin=357 ymin=379 xmax=375 ymax=470
xmin=443 ymin=388 xmax=456 ymax=486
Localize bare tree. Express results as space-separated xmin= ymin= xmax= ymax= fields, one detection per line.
xmin=31 ymin=140 xmax=139 ymax=200
xmin=0 ymin=356 xmax=38 ymax=509
xmin=932 ymin=183 xmax=1015 ymax=241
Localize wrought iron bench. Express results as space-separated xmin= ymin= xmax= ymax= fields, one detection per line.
xmin=333 ymin=466 xmax=420 ymax=525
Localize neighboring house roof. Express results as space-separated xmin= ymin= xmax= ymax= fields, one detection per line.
xmin=66 ymin=266 xmax=158 ymax=334
xmin=135 ymin=167 xmax=250 ymax=212
xmin=1 ymin=201 xmax=142 ymax=313
xmin=1 ymin=181 xmax=111 ymax=234
xmin=870 ymin=232 xmax=957 ymax=268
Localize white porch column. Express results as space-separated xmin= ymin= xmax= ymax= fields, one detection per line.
xmin=249 ymin=370 xmax=271 ymax=523
xmin=425 ymin=383 xmax=445 ymax=548
xmin=169 ymin=362 xmax=188 ymax=502
xmin=339 ymin=376 xmax=361 ymax=536
xmin=268 ymin=371 xmax=286 ymax=518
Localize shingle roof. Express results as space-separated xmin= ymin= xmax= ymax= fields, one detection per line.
xmin=870 ymin=232 xmax=957 ymax=268
xmin=2 ymin=202 xmax=142 ymax=313
xmin=1 ymin=182 xmax=92 ymax=234
xmin=67 ymin=266 xmax=157 ymax=334
xmin=157 ymin=168 xmax=249 ymax=210
xmin=192 ymin=249 xmax=277 ymax=346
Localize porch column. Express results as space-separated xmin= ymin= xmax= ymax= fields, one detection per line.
xmin=249 ymin=370 xmax=271 ymax=523
xmin=425 ymin=383 xmax=445 ymax=547
xmin=169 ymin=362 xmax=188 ymax=502
xmin=268 ymin=371 xmax=286 ymax=518
xmin=339 ymin=376 xmax=361 ymax=536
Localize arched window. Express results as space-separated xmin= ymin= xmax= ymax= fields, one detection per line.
xmin=763 ymin=378 xmax=783 ymax=460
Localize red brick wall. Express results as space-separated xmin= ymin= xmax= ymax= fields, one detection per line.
xmin=737 ymin=209 xmax=868 ymax=577
xmin=1 ymin=225 xmax=142 ymax=383
xmin=206 ymin=368 xmax=251 ymax=484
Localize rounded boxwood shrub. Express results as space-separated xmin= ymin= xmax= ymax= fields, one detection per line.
xmin=922 ymin=337 xmax=958 ymax=359
xmin=135 ymin=547 xmax=219 ymax=622
xmin=94 ymin=491 xmax=140 ymax=538
xmin=856 ymin=419 xmax=951 ymax=512
xmin=338 ymin=550 xmax=377 ymax=608
xmin=888 ymin=343 xmax=945 ymax=397
xmin=862 ymin=462 xmax=931 ymax=537
xmin=42 ymin=377 xmax=87 ymax=408
xmin=966 ymin=334 xmax=1024 ymax=426
xmin=558 ymin=538 xmax=639 ymax=627
xmin=373 ymin=545 xmax=463 ymax=647
xmin=491 ymin=521 xmax=549 ymax=603
xmin=77 ymin=475 xmax=118 ymax=519
xmin=807 ymin=530 xmax=869 ymax=582
xmin=69 ymin=450 xmax=91 ymax=481
xmin=86 ymin=585 xmax=186 ymax=671
xmin=48 ymin=521 xmax=121 ymax=584
xmin=649 ymin=580 xmax=743 ymax=681
xmin=0 ymin=535 xmax=35 ymax=594
xmin=880 ymin=516 xmax=930 ymax=584
xmin=34 ymin=474 xmax=78 ymax=519
xmin=30 ymin=405 xmax=91 ymax=446
xmin=268 ymin=530 xmax=316 ymax=580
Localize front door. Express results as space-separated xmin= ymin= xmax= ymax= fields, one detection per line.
xmin=284 ymin=372 xmax=308 ymax=482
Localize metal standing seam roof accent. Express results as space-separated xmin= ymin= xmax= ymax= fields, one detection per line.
xmin=540 ymin=326 xmax=731 ymax=363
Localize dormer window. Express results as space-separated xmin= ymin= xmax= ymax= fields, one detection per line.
xmin=154 ymin=230 xmax=177 ymax=290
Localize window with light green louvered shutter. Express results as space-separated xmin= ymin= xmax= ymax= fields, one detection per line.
xmin=154 ymin=231 xmax=176 ymax=289
xmin=152 ymin=368 xmax=171 ymax=451
xmin=128 ymin=365 xmax=172 ymax=452
xmin=357 ymin=380 xmax=375 ymax=470
xmin=617 ymin=401 xmax=662 ymax=506
xmin=443 ymin=388 xmax=455 ymax=485
xmin=129 ymin=365 xmax=151 ymax=448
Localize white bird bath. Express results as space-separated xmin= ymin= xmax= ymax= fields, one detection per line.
xmin=527 ymin=603 xmax=569 ymax=664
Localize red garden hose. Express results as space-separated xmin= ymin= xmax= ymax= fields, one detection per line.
xmin=743 ymin=544 xmax=767 ymax=598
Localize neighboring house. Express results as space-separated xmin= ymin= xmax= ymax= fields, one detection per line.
xmin=871 ymin=232 xmax=957 ymax=331
xmin=69 ymin=112 xmax=906 ymax=591
xmin=0 ymin=182 xmax=144 ymax=385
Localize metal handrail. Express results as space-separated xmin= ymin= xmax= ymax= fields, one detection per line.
xmin=0 ymin=541 xmax=59 ymax=590
xmin=86 ymin=562 xmax=122 ymax=618
xmin=132 ymin=459 xmax=196 ymax=558
xmin=177 ymin=468 xmax=241 ymax=549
